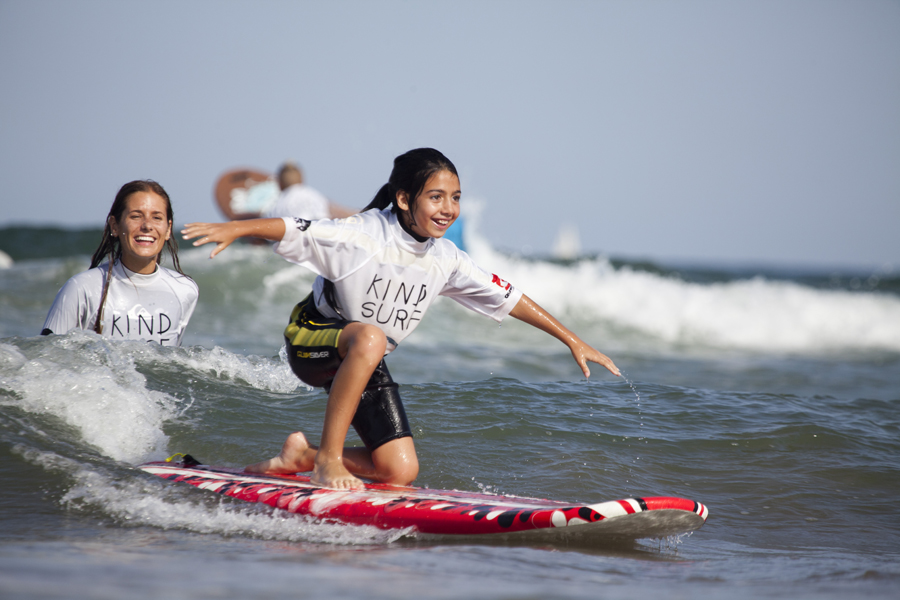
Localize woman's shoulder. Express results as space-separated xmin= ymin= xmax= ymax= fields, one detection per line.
xmin=158 ymin=266 xmax=199 ymax=293
xmin=47 ymin=265 xmax=108 ymax=309
xmin=62 ymin=264 xmax=107 ymax=289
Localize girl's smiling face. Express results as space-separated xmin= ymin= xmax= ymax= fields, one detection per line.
xmin=109 ymin=191 xmax=172 ymax=274
xmin=396 ymin=169 xmax=461 ymax=239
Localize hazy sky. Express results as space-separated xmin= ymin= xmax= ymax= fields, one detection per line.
xmin=1 ymin=0 xmax=898 ymax=269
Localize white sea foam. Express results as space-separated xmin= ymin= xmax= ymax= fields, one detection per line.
xmin=0 ymin=249 xmax=13 ymax=269
xmin=467 ymin=237 xmax=900 ymax=353
xmin=79 ymin=470 xmax=407 ymax=545
xmin=0 ymin=332 xmax=319 ymax=463
xmin=0 ymin=335 xmax=176 ymax=463
xmin=262 ymin=262 xmax=316 ymax=295
xmin=12 ymin=446 xmax=403 ymax=545
xmin=170 ymin=345 xmax=307 ymax=394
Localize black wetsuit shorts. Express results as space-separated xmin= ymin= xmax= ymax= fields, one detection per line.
xmin=283 ymin=294 xmax=412 ymax=451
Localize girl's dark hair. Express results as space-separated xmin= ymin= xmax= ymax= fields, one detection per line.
xmin=362 ymin=148 xmax=458 ymax=222
xmin=89 ymin=180 xmax=185 ymax=334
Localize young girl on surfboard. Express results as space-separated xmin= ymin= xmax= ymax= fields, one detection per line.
xmin=182 ymin=148 xmax=620 ymax=490
xmin=42 ymin=180 xmax=198 ymax=346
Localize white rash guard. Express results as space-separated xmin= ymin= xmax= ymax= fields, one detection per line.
xmin=263 ymin=183 xmax=331 ymax=220
xmin=42 ymin=260 xmax=199 ymax=346
xmin=274 ymin=208 xmax=523 ymax=354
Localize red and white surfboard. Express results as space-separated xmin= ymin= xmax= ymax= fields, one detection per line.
xmin=139 ymin=458 xmax=708 ymax=545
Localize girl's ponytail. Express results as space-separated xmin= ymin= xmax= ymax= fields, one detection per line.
xmin=362 ymin=182 xmax=394 ymax=212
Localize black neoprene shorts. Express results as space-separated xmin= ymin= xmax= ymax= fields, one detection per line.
xmin=284 ymin=295 xmax=412 ymax=451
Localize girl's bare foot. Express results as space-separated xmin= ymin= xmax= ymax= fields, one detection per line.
xmin=245 ymin=431 xmax=316 ymax=474
xmin=311 ymin=456 xmax=365 ymax=490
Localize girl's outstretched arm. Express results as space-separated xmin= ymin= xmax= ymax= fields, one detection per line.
xmin=508 ymin=294 xmax=620 ymax=378
xmin=181 ymin=218 xmax=287 ymax=258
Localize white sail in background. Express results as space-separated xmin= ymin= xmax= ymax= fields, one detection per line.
xmin=552 ymin=223 xmax=581 ymax=259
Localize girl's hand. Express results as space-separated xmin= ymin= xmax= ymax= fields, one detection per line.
xmin=568 ymin=339 xmax=620 ymax=378
xmin=181 ymin=222 xmax=240 ymax=258
xmin=181 ymin=218 xmax=287 ymax=259
xmin=509 ymin=293 xmax=620 ymax=378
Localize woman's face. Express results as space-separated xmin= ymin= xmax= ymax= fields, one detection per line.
xmin=109 ymin=191 xmax=172 ymax=274
xmin=396 ymin=170 xmax=461 ymax=239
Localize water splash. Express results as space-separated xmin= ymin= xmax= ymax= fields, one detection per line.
xmin=0 ymin=336 xmax=176 ymax=463
xmin=620 ymin=372 xmax=646 ymax=493
xmin=13 ymin=445 xmax=409 ymax=546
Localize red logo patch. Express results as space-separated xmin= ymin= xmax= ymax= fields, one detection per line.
xmin=492 ymin=274 xmax=511 ymax=290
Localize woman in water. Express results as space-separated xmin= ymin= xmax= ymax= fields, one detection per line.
xmin=42 ymin=180 xmax=198 ymax=346
xmin=183 ymin=148 xmax=618 ymax=489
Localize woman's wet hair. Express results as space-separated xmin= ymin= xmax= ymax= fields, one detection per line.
xmin=363 ymin=148 xmax=458 ymax=220
xmin=89 ymin=180 xmax=186 ymax=334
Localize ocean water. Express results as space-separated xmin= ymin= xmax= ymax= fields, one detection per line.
xmin=0 ymin=225 xmax=898 ymax=599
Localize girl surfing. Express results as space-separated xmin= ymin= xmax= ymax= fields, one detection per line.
xmin=182 ymin=148 xmax=619 ymax=490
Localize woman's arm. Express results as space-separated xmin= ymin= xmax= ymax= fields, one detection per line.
xmin=508 ymin=294 xmax=620 ymax=378
xmin=181 ymin=218 xmax=287 ymax=258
